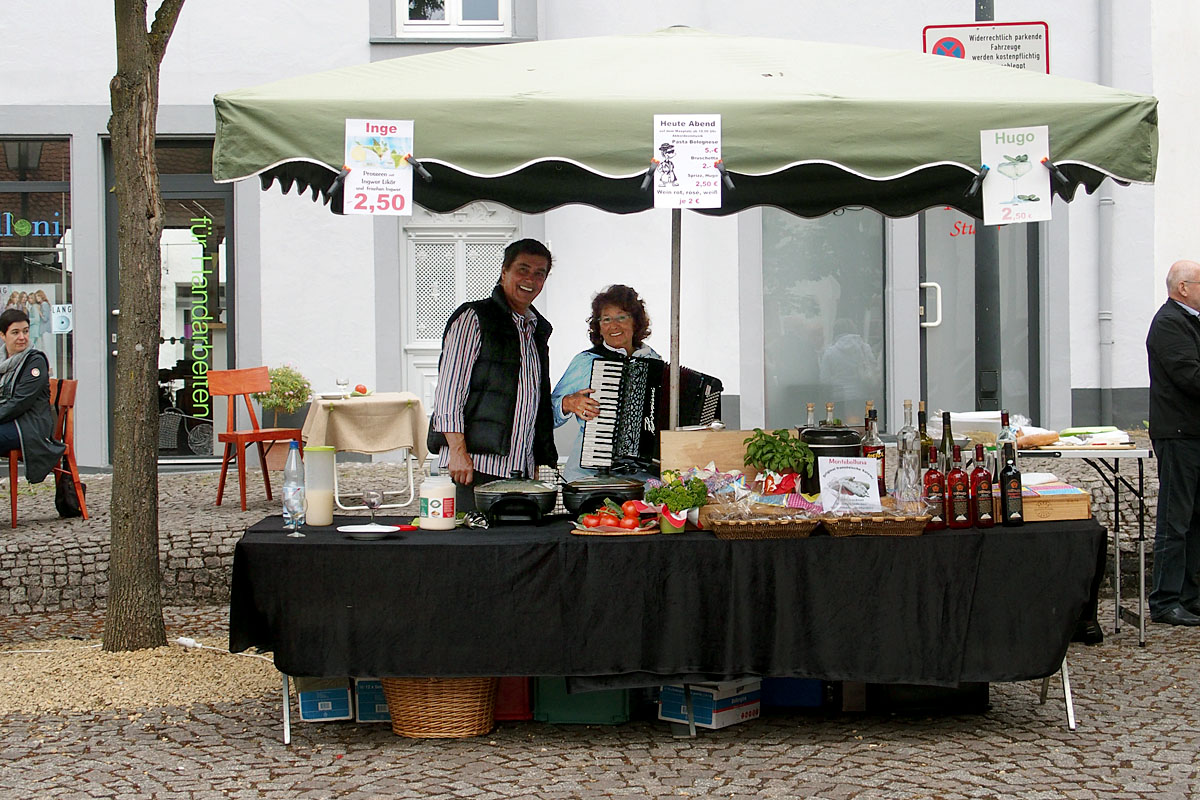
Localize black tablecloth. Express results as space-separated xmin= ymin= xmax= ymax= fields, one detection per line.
xmin=229 ymin=516 xmax=1104 ymax=688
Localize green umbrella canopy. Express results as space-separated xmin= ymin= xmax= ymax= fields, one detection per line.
xmin=212 ymin=26 xmax=1157 ymax=217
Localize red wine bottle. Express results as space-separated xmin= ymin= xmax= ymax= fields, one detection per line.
xmin=923 ymin=444 xmax=947 ymax=531
xmin=970 ymin=443 xmax=995 ymax=528
xmin=999 ymin=443 xmax=1024 ymax=526
xmin=946 ymin=444 xmax=972 ymax=529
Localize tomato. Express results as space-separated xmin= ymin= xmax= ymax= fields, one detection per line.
xmin=581 ymin=514 xmax=601 ymax=528
xmin=621 ymin=500 xmax=640 ymax=518
xmin=619 ymin=516 xmax=640 ymax=529
xmin=355 ymin=383 xmax=368 ymax=394
xmin=596 ymin=513 xmax=620 ymax=528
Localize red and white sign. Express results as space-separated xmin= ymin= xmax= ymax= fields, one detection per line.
xmin=923 ymin=22 xmax=1049 ymax=73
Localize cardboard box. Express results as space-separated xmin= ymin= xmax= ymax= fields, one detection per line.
xmin=992 ymin=482 xmax=1092 ymax=522
xmin=658 ymin=680 xmax=762 ymax=730
xmin=353 ymin=678 xmax=391 ymax=723
xmin=292 ymin=677 xmax=353 ymax=722
xmin=660 ymin=429 xmax=757 ymax=474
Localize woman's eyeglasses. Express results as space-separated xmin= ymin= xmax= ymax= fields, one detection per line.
xmin=599 ymin=314 xmax=631 ymax=325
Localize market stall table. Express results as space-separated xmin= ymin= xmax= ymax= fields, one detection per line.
xmin=301 ymin=392 xmax=428 ymax=508
xmin=1020 ymin=447 xmax=1151 ymax=645
xmin=230 ymin=516 xmax=1103 ymax=739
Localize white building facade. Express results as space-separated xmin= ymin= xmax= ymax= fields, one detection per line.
xmin=1 ymin=0 xmax=1191 ymax=469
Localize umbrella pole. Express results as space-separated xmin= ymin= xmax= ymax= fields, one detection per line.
xmin=669 ymin=208 xmax=681 ymax=431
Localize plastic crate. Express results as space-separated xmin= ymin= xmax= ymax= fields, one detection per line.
xmin=760 ymin=678 xmax=825 ymax=708
xmin=494 ymin=677 xmax=533 ymax=721
xmin=533 ymin=678 xmax=630 ymax=724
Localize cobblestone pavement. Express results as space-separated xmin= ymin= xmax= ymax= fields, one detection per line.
xmin=3 ymin=606 xmax=1199 ymax=797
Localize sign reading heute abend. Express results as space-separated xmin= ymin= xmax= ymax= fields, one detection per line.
xmin=652 ymin=114 xmax=722 ymax=210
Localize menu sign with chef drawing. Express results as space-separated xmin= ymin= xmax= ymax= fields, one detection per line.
xmin=652 ymin=114 xmax=722 ymax=209
xmin=818 ymin=456 xmax=883 ymax=514
xmin=343 ymin=119 xmax=415 ymax=216
xmin=980 ymin=125 xmax=1051 ymax=226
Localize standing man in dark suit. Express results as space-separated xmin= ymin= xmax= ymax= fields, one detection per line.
xmin=1147 ymin=259 xmax=1200 ymax=625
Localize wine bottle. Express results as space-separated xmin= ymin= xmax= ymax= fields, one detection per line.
xmin=918 ymin=401 xmax=933 ymax=471
xmin=895 ymin=400 xmax=921 ymax=508
xmin=922 ymin=444 xmax=947 ymax=531
xmin=999 ymin=443 xmax=1024 ymax=526
xmin=996 ymin=409 xmax=1019 ymax=474
xmin=970 ymin=442 xmax=995 ymax=528
xmin=939 ymin=411 xmax=955 ymax=476
xmin=862 ymin=409 xmax=886 ymax=495
xmin=946 ymin=444 xmax=972 ymax=529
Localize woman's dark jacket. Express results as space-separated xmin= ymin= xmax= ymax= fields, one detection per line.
xmin=0 ymin=349 xmax=66 ymax=483
xmin=428 ymin=286 xmax=558 ymax=467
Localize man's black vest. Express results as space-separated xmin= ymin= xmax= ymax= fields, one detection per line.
xmin=428 ymin=286 xmax=557 ymax=468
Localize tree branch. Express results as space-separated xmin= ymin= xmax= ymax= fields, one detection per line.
xmin=149 ymin=0 xmax=186 ymax=64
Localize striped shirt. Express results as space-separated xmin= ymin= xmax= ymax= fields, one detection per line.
xmin=431 ymin=306 xmax=542 ymax=479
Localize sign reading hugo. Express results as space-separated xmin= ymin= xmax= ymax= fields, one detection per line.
xmin=652 ymin=114 xmax=722 ymax=209
xmin=343 ymin=119 xmax=415 ymax=216
xmin=980 ymin=125 xmax=1051 ymax=226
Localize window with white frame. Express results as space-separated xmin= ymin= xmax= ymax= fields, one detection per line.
xmin=409 ymin=234 xmax=512 ymax=343
xmin=398 ymin=0 xmax=510 ymax=37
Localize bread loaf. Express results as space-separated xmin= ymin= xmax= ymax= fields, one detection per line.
xmin=1017 ymin=430 xmax=1058 ymax=449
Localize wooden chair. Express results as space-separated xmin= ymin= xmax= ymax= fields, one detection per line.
xmin=209 ymin=367 xmax=304 ymax=511
xmin=7 ymin=377 xmax=88 ymax=528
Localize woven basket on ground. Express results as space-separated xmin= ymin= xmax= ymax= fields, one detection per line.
xmin=821 ymin=514 xmax=930 ymax=537
xmin=709 ymin=517 xmax=820 ymax=540
xmin=379 ymin=677 xmax=499 ymax=738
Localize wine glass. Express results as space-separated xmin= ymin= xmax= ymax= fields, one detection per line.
xmin=283 ymin=490 xmax=307 ymax=538
xmin=995 ymin=157 xmax=1033 ymax=204
xmin=362 ymin=489 xmax=384 ymax=527
xmin=335 ymin=376 xmax=350 ymax=397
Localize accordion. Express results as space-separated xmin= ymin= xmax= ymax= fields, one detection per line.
xmin=579 ymin=357 xmax=723 ymax=472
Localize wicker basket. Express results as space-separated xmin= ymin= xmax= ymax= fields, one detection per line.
xmin=821 ymin=514 xmax=931 ymax=537
xmin=379 ymin=677 xmax=499 ymax=738
xmin=709 ymin=517 xmax=820 ymax=540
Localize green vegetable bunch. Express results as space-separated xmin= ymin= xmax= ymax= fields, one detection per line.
xmin=644 ymin=476 xmax=709 ymax=513
xmin=743 ymin=428 xmax=815 ymax=477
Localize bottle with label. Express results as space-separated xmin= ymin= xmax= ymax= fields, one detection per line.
xmin=918 ymin=401 xmax=934 ymax=471
xmin=822 ymin=402 xmax=836 ymax=427
xmin=946 ymin=444 xmax=972 ymax=529
xmin=281 ymin=440 xmax=306 ymax=535
xmin=894 ymin=400 xmax=920 ymax=509
xmin=995 ymin=409 xmax=1019 ymax=475
xmin=939 ymin=411 xmax=955 ymax=476
xmin=970 ymin=443 xmax=995 ymax=528
xmin=999 ymin=443 xmax=1024 ymax=526
xmin=419 ymin=473 xmax=457 ymax=530
xmin=922 ymin=444 xmax=947 ymax=531
xmin=862 ymin=409 xmax=886 ymax=495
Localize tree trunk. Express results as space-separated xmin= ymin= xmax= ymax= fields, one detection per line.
xmin=103 ymin=0 xmax=185 ymax=652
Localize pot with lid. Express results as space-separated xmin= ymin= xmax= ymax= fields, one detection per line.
xmin=798 ymin=426 xmax=863 ymax=494
xmin=473 ymin=472 xmax=558 ymax=524
xmin=561 ymin=473 xmax=644 ymax=516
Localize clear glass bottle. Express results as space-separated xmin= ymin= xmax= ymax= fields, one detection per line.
xmin=995 ymin=409 xmax=1019 ymax=475
xmin=802 ymin=402 xmax=817 ymax=432
xmin=822 ymin=402 xmax=836 ymax=427
xmin=863 ymin=400 xmax=874 ymax=435
xmin=862 ymin=409 xmax=886 ymax=495
xmin=918 ymin=401 xmax=934 ymax=471
xmin=894 ymin=400 xmax=921 ymax=509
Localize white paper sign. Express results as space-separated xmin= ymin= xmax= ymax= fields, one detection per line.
xmin=51 ymin=304 xmax=72 ymax=334
xmin=980 ymin=126 xmax=1051 ymax=226
xmin=652 ymin=114 xmax=722 ymax=209
xmin=818 ymin=456 xmax=882 ymax=513
xmin=343 ymin=119 xmax=415 ymax=216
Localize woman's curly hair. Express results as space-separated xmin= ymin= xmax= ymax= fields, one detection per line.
xmin=587 ymin=285 xmax=651 ymax=350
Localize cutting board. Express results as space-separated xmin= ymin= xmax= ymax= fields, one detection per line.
xmin=659 ymin=429 xmax=766 ymax=473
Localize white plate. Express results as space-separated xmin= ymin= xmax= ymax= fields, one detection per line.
xmin=317 ymin=391 xmax=345 ymax=400
xmin=338 ymin=523 xmax=400 ymax=534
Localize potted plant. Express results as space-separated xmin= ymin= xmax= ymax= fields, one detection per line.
xmin=742 ymin=428 xmax=815 ymax=494
xmin=253 ymin=364 xmax=312 ymax=469
xmin=644 ymin=472 xmax=710 ymax=533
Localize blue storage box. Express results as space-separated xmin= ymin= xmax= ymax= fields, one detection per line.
xmin=760 ymin=678 xmax=825 ymax=708
xmin=353 ymin=679 xmax=391 ymax=723
xmin=658 ymin=680 xmax=761 ymax=730
xmin=292 ymin=677 xmax=353 ymax=722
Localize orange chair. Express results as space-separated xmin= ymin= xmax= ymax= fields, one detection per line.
xmin=7 ymin=377 xmax=88 ymax=528
xmin=209 ymin=367 xmax=304 ymax=511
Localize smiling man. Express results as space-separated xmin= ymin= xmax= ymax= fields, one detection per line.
xmin=428 ymin=239 xmax=558 ymax=512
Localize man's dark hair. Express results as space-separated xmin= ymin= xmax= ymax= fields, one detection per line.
xmin=0 ymin=308 xmax=29 ymax=334
xmin=501 ymin=238 xmax=553 ymax=273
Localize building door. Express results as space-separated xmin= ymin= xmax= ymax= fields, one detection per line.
xmin=104 ymin=141 xmax=234 ymax=465
xmin=919 ymin=208 xmax=1040 ymax=420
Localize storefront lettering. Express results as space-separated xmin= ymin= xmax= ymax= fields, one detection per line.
xmin=0 ymin=210 xmax=61 ymax=238
xmin=189 ymin=216 xmax=213 ymax=416
xmin=950 ymin=219 xmax=976 ymax=236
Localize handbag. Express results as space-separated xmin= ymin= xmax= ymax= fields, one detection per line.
xmin=54 ymin=458 xmax=84 ymax=518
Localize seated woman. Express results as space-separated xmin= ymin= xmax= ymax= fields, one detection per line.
xmin=0 ymin=309 xmax=64 ymax=483
xmin=552 ymin=285 xmax=661 ymax=482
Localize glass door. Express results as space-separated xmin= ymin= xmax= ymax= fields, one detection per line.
xmin=920 ymin=208 xmax=1040 ymax=420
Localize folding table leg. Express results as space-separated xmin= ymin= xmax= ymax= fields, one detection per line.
xmin=282 ymin=673 xmax=292 ymax=745
xmin=1038 ymin=658 xmax=1075 ymax=730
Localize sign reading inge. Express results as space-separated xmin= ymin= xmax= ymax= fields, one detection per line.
xmin=343 ymin=119 xmax=415 ymax=216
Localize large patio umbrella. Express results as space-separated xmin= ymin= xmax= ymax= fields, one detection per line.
xmin=212 ymin=26 xmax=1157 ymax=422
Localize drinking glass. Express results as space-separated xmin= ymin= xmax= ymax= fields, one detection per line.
xmin=283 ymin=491 xmax=307 ymax=538
xmin=362 ymin=489 xmax=384 ymax=526
xmin=335 ymin=376 xmax=350 ymax=397
xmin=996 ymin=158 xmax=1033 ymax=204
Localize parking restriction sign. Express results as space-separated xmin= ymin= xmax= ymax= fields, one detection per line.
xmin=923 ymin=22 xmax=1049 ymax=73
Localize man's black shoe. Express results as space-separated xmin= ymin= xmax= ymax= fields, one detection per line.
xmin=1071 ymin=619 xmax=1104 ymax=645
xmin=1183 ymin=600 xmax=1200 ymax=617
xmin=1151 ymin=606 xmax=1200 ymax=626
